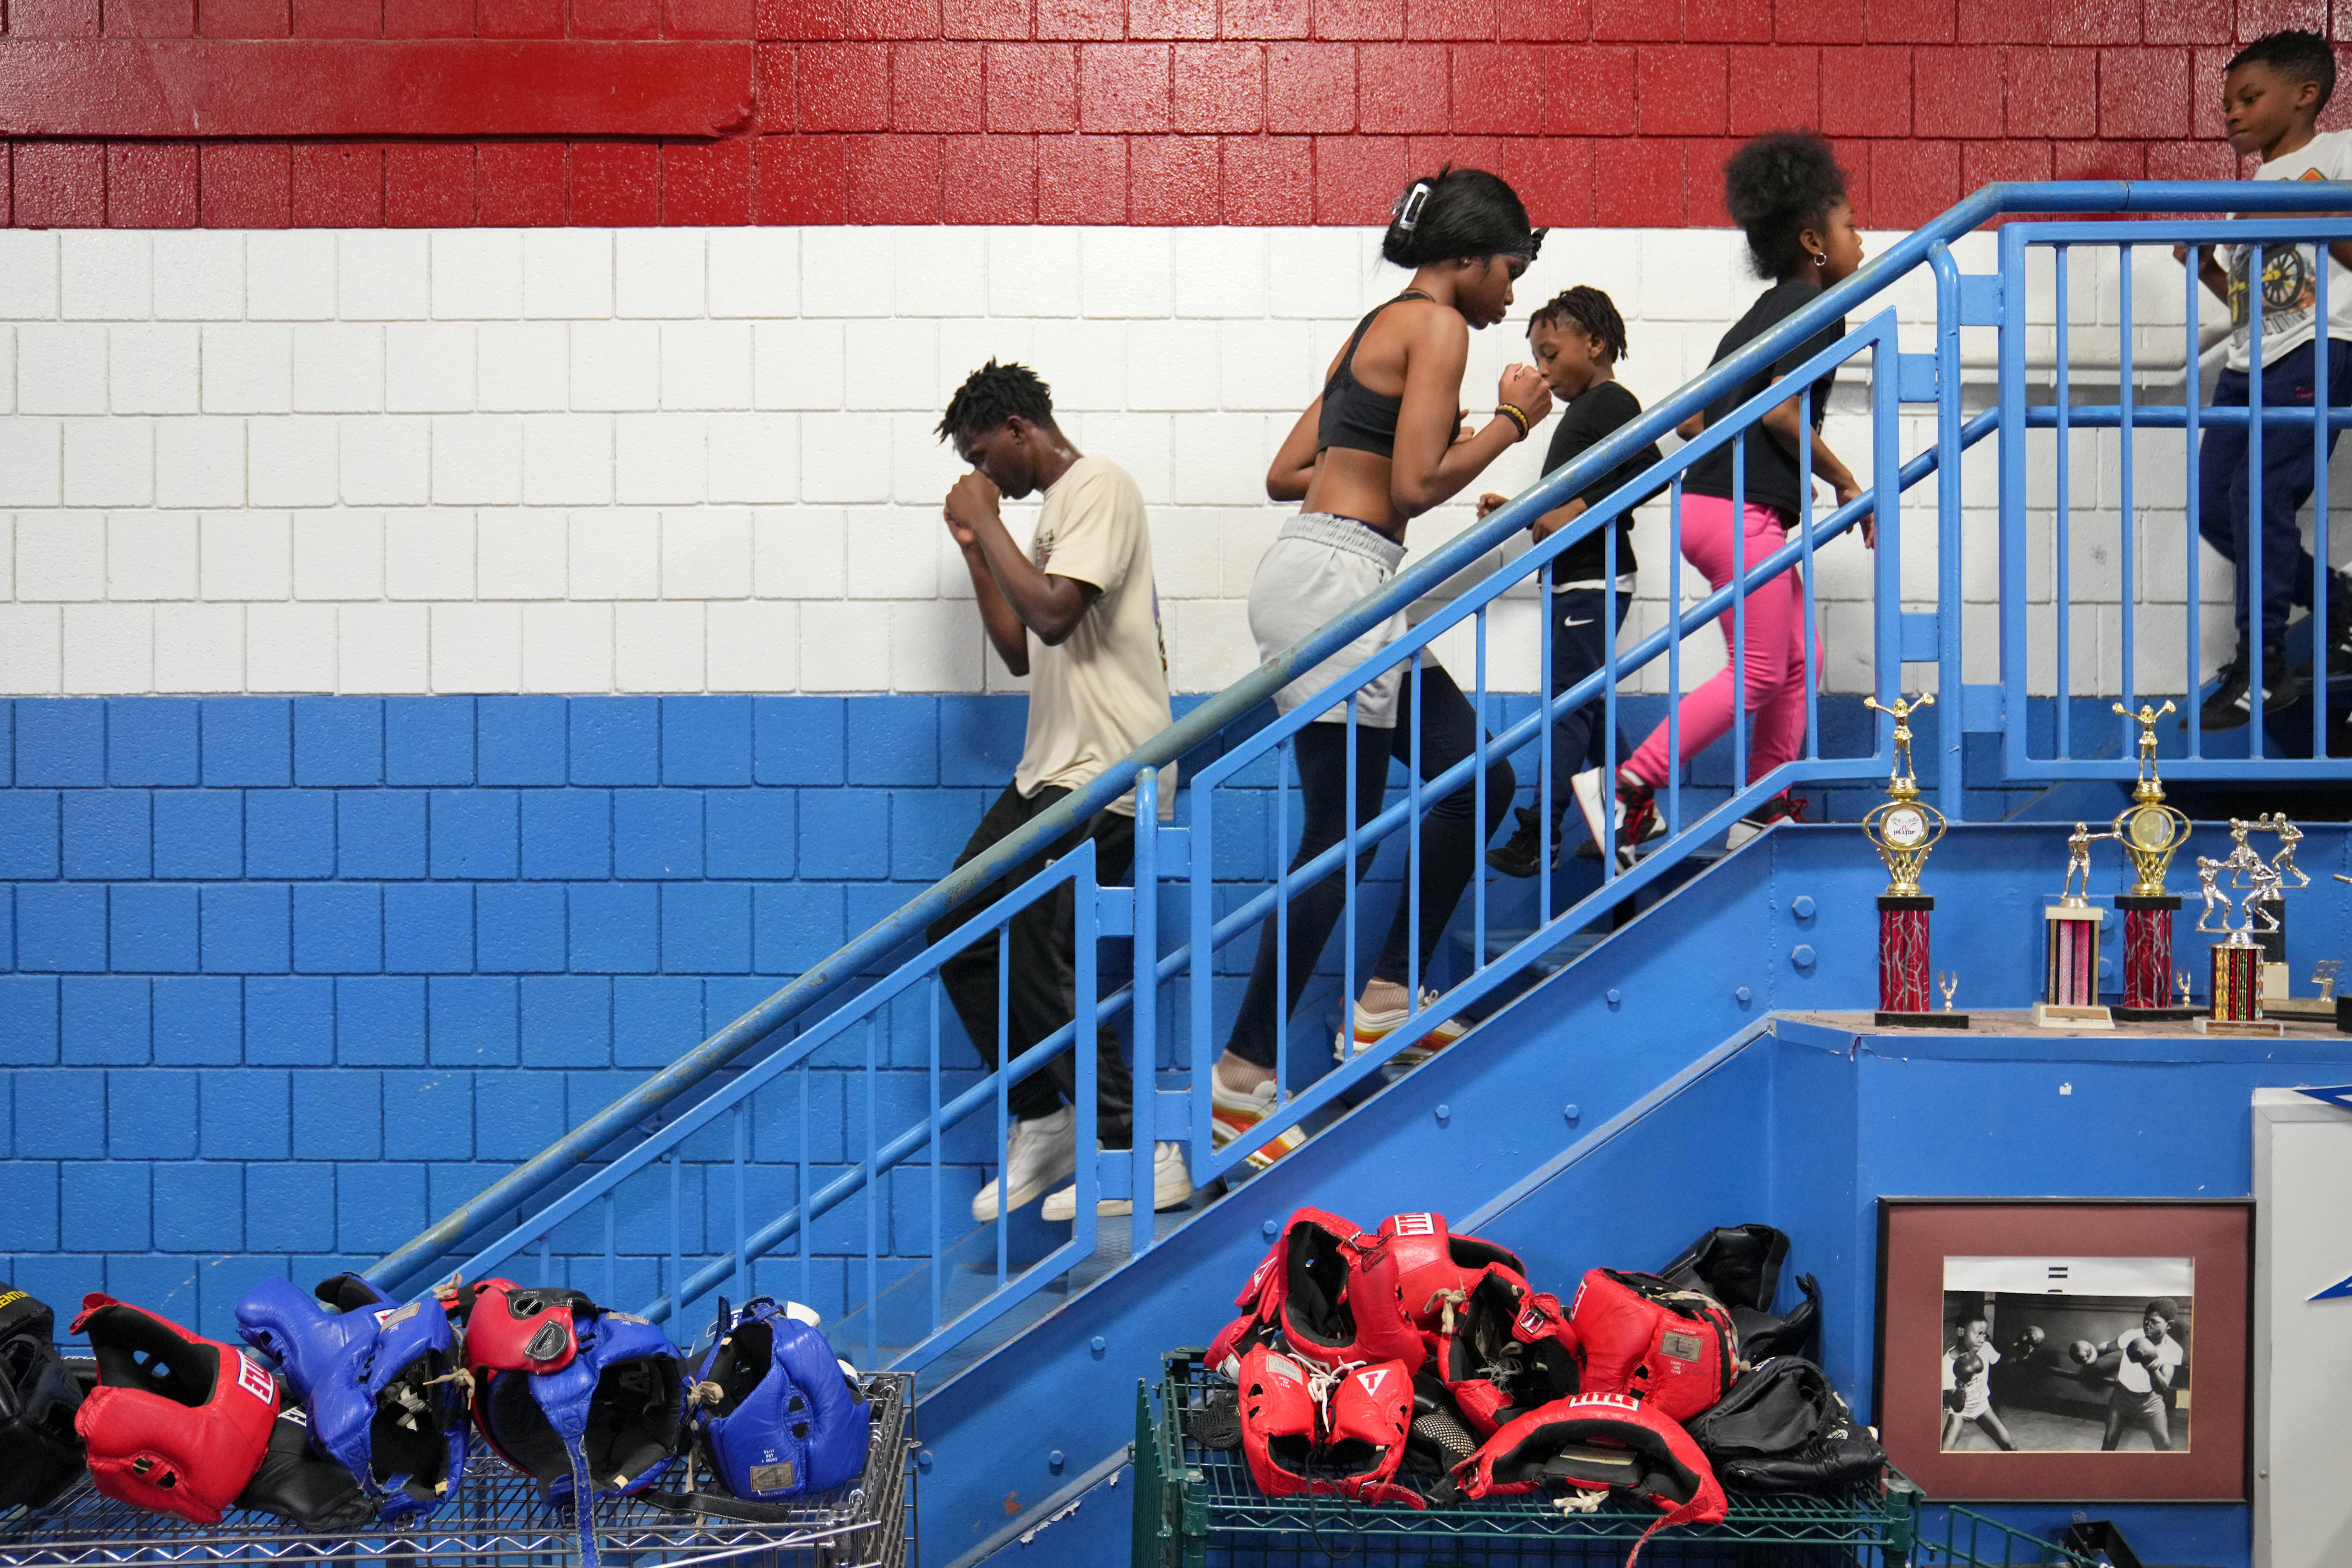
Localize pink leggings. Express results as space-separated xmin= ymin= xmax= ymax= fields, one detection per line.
xmin=1626 ymin=494 xmax=1807 ymax=788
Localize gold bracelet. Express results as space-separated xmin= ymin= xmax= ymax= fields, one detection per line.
xmin=1495 ymin=403 xmax=1530 ymax=440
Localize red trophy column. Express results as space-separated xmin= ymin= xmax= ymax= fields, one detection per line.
xmin=2115 ymin=894 xmax=2184 ymax=1018
xmin=1877 ymin=895 xmax=1935 ymax=1020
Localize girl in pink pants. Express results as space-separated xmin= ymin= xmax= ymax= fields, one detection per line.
xmin=1622 ymin=494 xmax=1810 ymax=790
xmin=1583 ymin=133 xmax=1872 ymax=864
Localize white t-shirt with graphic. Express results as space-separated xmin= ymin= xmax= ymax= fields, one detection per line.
xmin=2226 ymin=128 xmax=2352 ymax=371
xmin=1014 ymin=455 xmax=1174 ymax=819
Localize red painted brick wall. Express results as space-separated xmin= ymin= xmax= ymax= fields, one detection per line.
xmin=3 ymin=2 xmax=2349 ymax=226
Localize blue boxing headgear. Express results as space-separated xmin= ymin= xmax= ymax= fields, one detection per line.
xmin=234 ymin=1273 xmax=469 ymax=1521
xmin=689 ymin=1298 xmax=872 ymax=1500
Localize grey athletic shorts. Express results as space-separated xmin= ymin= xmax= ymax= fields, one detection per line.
xmin=1248 ymin=512 xmax=1410 ymax=728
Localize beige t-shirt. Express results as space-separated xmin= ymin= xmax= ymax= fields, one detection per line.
xmin=1014 ymin=455 xmax=1175 ymax=818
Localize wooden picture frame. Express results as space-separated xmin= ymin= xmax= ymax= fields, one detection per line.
xmin=1874 ymin=1198 xmax=2251 ymax=1501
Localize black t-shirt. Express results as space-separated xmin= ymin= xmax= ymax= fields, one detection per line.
xmin=1683 ymin=280 xmax=1844 ymax=517
xmin=1537 ymin=380 xmax=1661 ymax=583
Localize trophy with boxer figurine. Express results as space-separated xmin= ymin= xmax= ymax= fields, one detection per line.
xmin=2194 ymin=846 xmax=2285 ymax=1037
xmin=2038 ymin=822 xmax=2114 ymax=1029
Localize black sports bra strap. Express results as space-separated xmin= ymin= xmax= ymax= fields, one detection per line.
xmin=1329 ymin=291 xmax=1435 ymax=390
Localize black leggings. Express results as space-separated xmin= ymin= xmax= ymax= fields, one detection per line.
xmin=1225 ymin=664 xmax=1514 ymax=1070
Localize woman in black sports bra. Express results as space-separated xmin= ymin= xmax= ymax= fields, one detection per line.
xmin=1207 ymin=168 xmax=1553 ymax=1168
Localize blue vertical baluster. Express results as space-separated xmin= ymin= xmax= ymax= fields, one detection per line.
xmin=2249 ymin=242 xmax=2266 ymax=761
xmin=928 ymin=976 xmax=942 ymax=1339
xmin=1666 ymin=474 xmax=1684 ymax=844
xmin=1342 ymin=695 xmax=1359 ymax=1056
xmin=995 ymin=932 xmax=1009 ymax=1290
xmin=1601 ymin=516 xmax=1619 ymax=871
xmin=2315 ymin=239 xmax=2332 ymax=753
xmin=1274 ymin=736 xmax=1290 ymax=1084
xmin=1929 ymin=240 xmax=1962 ymax=809
xmin=2119 ymin=244 xmax=2138 ymax=719
xmin=1472 ymin=607 xmax=1487 ymax=975
xmin=1406 ymin=650 xmax=1424 ymax=1011
xmin=1800 ymin=386 xmax=1820 ymax=761
xmin=1732 ymin=426 xmax=1749 ymax=798
xmin=797 ymin=1060 xmax=811 ymax=1314
xmin=668 ymin=1147 xmax=683 ymax=1328
xmin=732 ymin=1104 xmax=748 ymax=1309
xmin=1540 ymin=553 xmax=1556 ymax=927
xmin=863 ymin=1016 xmax=877 ymax=1373
xmin=602 ymin=1193 xmax=616 ymax=1308
xmin=537 ymin=1234 xmax=551 ymax=1288
xmin=1188 ymin=776 xmax=1214 ymax=1178
xmin=2185 ymin=241 xmax=2204 ymax=756
xmin=1131 ymin=768 xmax=1157 ymax=1257
xmin=2056 ymin=243 xmax=2073 ymax=759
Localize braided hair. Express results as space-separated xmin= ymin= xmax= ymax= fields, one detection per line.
xmin=1527 ymin=286 xmax=1629 ymax=364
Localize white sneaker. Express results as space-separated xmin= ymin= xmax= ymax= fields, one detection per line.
xmin=970 ymin=1105 xmax=1078 ymax=1223
xmin=1041 ymin=1142 xmax=1196 ymax=1220
xmin=1334 ymin=991 xmax=1471 ymax=1069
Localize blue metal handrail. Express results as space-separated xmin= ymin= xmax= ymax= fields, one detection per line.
xmin=369 ymin=180 xmax=2352 ymax=1300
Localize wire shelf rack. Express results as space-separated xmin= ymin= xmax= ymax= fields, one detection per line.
xmin=1137 ymin=1351 xmax=2080 ymax=1568
xmin=0 ymin=1371 xmax=915 ymax=1568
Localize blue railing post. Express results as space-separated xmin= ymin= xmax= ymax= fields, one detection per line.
xmin=1929 ymin=240 xmax=1966 ymax=815
xmin=1997 ymin=220 xmax=2031 ymax=778
xmin=1130 ymin=768 xmax=1159 ymax=1258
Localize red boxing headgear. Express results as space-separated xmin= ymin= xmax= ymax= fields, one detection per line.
xmin=1456 ymin=1391 xmax=1725 ymax=1563
xmin=70 ymin=1294 xmax=279 ymax=1524
xmin=1567 ymin=1269 xmax=1739 ymax=1425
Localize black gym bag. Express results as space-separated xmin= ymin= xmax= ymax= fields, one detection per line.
xmin=1657 ymin=1223 xmax=1820 ymax=1361
xmin=1682 ymin=1356 xmax=1884 ymax=1493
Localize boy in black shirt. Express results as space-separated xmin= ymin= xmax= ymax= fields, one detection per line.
xmin=1480 ymin=286 xmax=1663 ymax=875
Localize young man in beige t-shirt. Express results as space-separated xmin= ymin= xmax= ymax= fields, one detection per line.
xmin=925 ymin=360 xmax=1191 ymax=1225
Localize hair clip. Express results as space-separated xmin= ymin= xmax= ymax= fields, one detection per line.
xmin=1396 ymin=180 xmax=1432 ymax=232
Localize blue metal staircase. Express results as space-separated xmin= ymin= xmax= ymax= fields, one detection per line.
xmin=356 ymin=182 xmax=2352 ymax=1557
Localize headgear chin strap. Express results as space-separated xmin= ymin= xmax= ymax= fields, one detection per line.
xmin=234 ymin=1273 xmax=470 ymax=1520
xmin=687 ymin=1297 xmax=872 ymax=1502
xmin=0 ymin=1283 xmax=88 ymax=1512
xmin=453 ymin=1279 xmax=686 ymax=1568
xmin=70 ymin=1294 xmax=279 ymax=1525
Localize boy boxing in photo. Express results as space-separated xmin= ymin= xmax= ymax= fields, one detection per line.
xmin=2098 ymin=1298 xmax=2185 ymax=1452
xmin=1940 ymin=1316 xmax=2017 ymax=1451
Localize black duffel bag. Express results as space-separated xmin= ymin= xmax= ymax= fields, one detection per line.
xmin=1657 ymin=1223 xmax=1820 ymax=1361
xmin=1683 ymin=1356 xmax=1884 ymax=1493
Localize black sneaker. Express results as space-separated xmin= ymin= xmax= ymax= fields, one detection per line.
xmin=1725 ymin=790 xmax=1808 ymax=851
xmin=2202 ymin=646 xmax=2302 ymax=731
xmin=1486 ymin=806 xmax=1557 ymax=879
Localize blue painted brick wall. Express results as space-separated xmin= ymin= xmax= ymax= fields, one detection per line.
xmin=1 ymin=689 xmax=1935 ymax=1342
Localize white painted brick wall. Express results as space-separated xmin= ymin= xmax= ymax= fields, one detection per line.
xmin=0 ymin=224 xmax=2331 ymax=698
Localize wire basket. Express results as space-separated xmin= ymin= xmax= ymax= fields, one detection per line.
xmin=1136 ymin=1350 xmax=1967 ymax=1568
xmin=0 ymin=1371 xmax=916 ymax=1568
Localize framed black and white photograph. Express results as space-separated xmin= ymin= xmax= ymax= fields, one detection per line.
xmin=1878 ymin=1199 xmax=2249 ymax=1500
xmin=1938 ymin=1255 xmax=2193 ymax=1454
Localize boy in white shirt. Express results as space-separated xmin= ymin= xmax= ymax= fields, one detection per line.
xmin=2099 ymin=1298 xmax=2186 ymax=1452
xmin=925 ymin=361 xmax=1193 ymax=1227
xmin=2184 ymin=29 xmax=2352 ymax=728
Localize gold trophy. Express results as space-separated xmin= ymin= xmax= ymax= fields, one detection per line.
xmin=2108 ymin=701 xmax=2197 ymax=1021
xmin=1862 ymin=693 xmax=1963 ymax=1027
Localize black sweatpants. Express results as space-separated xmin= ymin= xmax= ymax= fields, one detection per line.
xmin=927 ymin=782 xmax=1135 ymax=1149
xmin=1533 ymin=586 xmax=1634 ymax=838
xmin=1225 ymin=663 xmax=1514 ymax=1070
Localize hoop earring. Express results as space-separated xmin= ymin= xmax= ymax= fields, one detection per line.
xmin=1812 ymin=252 xmax=1827 ymax=268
